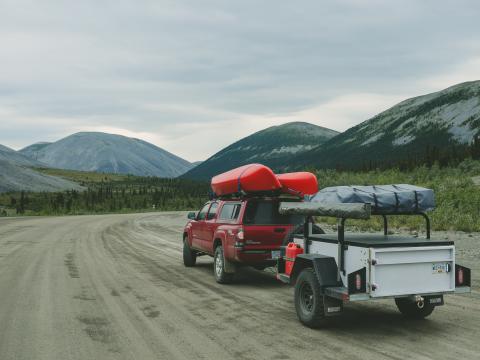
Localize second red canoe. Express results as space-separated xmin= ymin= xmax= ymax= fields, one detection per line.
xmin=276 ymin=172 xmax=318 ymax=196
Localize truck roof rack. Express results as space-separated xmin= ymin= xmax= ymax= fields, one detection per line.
xmin=212 ymin=190 xmax=303 ymax=201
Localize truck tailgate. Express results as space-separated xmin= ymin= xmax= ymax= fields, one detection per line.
xmin=370 ymin=246 xmax=455 ymax=297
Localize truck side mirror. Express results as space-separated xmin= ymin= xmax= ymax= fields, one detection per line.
xmin=187 ymin=212 xmax=197 ymax=220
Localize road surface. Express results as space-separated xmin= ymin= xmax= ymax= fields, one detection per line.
xmin=0 ymin=213 xmax=479 ymax=360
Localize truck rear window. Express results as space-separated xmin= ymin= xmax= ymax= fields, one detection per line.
xmin=243 ymin=200 xmax=303 ymax=225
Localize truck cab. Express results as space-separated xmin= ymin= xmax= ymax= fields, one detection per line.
xmin=183 ymin=197 xmax=303 ymax=283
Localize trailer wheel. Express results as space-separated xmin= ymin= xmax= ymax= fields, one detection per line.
xmin=183 ymin=237 xmax=197 ymax=267
xmin=395 ymin=297 xmax=435 ymax=319
xmin=214 ymin=246 xmax=234 ymax=284
xmin=294 ymin=268 xmax=328 ymax=328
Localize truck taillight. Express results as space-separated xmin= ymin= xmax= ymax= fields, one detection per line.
xmin=236 ymin=229 xmax=244 ymax=241
xmin=457 ymin=268 xmax=464 ymax=285
xmin=355 ymin=274 xmax=362 ymax=291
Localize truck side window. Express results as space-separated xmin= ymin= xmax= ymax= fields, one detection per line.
xmin=219 ymin=203 xmax=241 ymax=221
xmin=232 ymin=204 xmax=241 ymax=220
xmin=207 ymin=203 xmax=218 ymax=220
xmin=197 ymin=203 xmax=210 ymax=220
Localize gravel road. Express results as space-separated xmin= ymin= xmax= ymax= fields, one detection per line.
xmin=0 ymin=212 xmax=479 ymax=360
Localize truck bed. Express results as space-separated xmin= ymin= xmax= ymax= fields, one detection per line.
xmin=309 ymin=234 xmax=454 ymax=248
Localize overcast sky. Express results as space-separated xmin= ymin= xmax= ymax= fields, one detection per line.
xmin=1 ymin=0 xmax=480 ymax=161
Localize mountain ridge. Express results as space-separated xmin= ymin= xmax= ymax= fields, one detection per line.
xmin=182 ymin=121 xmax=339 ymax=180
xmin=19 ymin=132 xmax=194 ymax=177
xmin=291 ymin=80 xmax=480 ymax=170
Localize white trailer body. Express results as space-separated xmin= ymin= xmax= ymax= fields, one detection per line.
xmin=277 ymin=201 xmax=471 ymax=328
xmin=293 ymin=234 xmax=468 ymax=300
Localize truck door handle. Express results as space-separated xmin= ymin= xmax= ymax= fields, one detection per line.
xmin=274 ymin=228 xmax=286 ymax=233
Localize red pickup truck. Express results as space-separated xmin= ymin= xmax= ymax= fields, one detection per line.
xmin=183 ymin=198 xmax=303 ymax=283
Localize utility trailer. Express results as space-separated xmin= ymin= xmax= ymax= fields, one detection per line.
xmin=275 ymin=192 xmax=471 ymax=328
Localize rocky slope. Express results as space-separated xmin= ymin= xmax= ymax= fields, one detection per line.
xmin=293 ymin=81 xmax=480 ymax=169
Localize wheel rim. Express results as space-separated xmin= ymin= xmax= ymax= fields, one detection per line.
xmin=215 ymin=252 xmax=223 ymax=277
xmin=299 ymin=281 xmax=315 ymax=313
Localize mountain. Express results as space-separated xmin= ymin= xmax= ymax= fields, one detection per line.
xmin=0 ymin=159 xmax=84 ymax=193
xmin=19 ymin=142 xmax=52 ymax=160
xmin=182 ymin=122 xmax=339 ymax=180
xmin=292 ymin=81 xmax=480 ymax=170
xmin=0 ymin=144 xmax=44 ymax=167
xmin=19 ymin=132 xmax=194 ymax=177
xmin=0 ymin=145 xmax=83 ymax=192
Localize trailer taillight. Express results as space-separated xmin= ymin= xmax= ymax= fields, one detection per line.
xmin=348 ymin=268 xmax=366 ymax=294
xmin=355 ymin=274 xmax=362 ymax=291
xmin=457 ymin=268 xmax=464 ymax=285
xmin=455 ymin=264 xmax=470 ymax=287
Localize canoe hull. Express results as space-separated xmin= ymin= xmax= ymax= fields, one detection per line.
xmin=211 ymin=164 xmax=282 ymax=196
xmin=276 ymin=172 xmax=318 ymax=196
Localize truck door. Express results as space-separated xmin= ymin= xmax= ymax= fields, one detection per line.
xmin=191 ymin=203 xmax=211 ymax=250
xmin=201 ymin=202 xmax=219 ymax=251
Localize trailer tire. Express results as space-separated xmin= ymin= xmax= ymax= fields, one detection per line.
xmin=183 ymin=237 xmax=197 ymax=267
xmin=395 ymin=297 xmax=435 ymax=319
xmin=294 ymin=268 xmax=328 ymax=328
xmin=214 ymin=246 xmax=234 ymax=284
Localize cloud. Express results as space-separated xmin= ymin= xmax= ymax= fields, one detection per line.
xmin=1 ymin=0 xmax=480 ymax=161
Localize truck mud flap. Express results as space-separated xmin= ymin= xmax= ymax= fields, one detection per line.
xmin=223 ymin=257 xmax=236 ymax=274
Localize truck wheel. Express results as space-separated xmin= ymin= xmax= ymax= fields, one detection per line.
xmin=294 ymin=268 xmax=328 ymax=328
xmin=214 ymin=246 xmax=234 ymax=284
xmin=395 ymin=297 xmax=435 ymax=319
xmin=183 ymin=237 xmax=197 ymax=267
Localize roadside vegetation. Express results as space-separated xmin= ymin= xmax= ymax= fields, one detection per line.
xmin=312 ymin=159 xmax=480 ymax=233
xmin=1 ymin=161 xmax=479 ymax=233
xmin=0 ymin=168 xmax=209 ymax=216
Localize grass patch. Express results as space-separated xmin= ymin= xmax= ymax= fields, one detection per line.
xmin=313 ymin=159 xmax=480 ymax=232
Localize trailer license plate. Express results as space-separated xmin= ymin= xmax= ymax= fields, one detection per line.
xmin=271 ymin=250 xmax=281 ymax=260
xmin=432 ymin=263 xmax=449 ymax=274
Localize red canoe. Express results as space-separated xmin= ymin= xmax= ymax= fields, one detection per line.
xmin=211 ymin=164 xmax=282 ymax=196
xmin=276 ymin=172 xmax=318 ymax=196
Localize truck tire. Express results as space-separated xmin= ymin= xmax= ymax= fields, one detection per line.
xmin=183 ymin=237 xmax=197 ymax=267
xmin=294 ymin=268 xmax=328 ymax=328
xmin=214 ymin=245 xmax=234 ymax=284
xmin=395 ymin=297 xmax=435 ymax=319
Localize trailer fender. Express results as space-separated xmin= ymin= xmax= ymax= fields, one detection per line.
xmin=290 ymin=254 xmax=343 ymax=291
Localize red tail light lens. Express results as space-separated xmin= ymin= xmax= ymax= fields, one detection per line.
xmin=457 ymin=268 xmax=464 ymax=285
xmin=235 ymin=227 xmax=244 ymax=240
xmin=355 ymin=274 xmax=362 ymax=290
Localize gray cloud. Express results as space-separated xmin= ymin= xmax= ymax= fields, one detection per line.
xmin=1 ymin=0 xmax=480 ymax=161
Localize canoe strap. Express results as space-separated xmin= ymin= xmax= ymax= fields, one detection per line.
xmin=237 ymin=164 xmax=256 ymax=193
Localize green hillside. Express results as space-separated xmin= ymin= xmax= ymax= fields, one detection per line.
xmin=293 ymin=81 xmax=480 ymax=170
xmin=182 ymin=122 xmax=338 ymax=180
